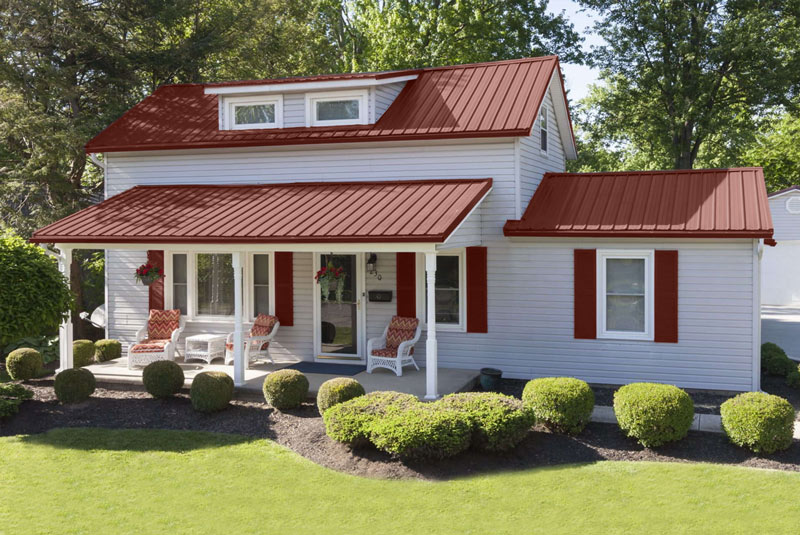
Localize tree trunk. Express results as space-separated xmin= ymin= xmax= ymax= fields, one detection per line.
xmin=674 ymin=123 xmax=695 ymax=169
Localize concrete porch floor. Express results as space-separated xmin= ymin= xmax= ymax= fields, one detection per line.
xmin=84 ymin=357 xmax=479 ymax=399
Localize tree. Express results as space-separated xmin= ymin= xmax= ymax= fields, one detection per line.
xmin=575 ymin=0 xmax=800 ymax=170
xmin=740 ymin=113 xmax=800 ymax=191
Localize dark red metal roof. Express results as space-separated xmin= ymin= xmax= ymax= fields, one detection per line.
xmin=85 ymin=56 xmax=565 ymax=153
xmin=31 ymin=179 xmax=492 ymax=244
xmin=504 ymin=168 xmax=774 ymax=239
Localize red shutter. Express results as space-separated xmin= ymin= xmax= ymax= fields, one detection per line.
xmin=274 ymin=252 xmax=294 ymax=326
xmin=655 ymin=250 xmax=679 ymax=343
xmin=574 ymin=249 xmax=596 ymax=339
xmin=396 ymin=253 xmax=416 ymax=317
xmin=466 ymin=246 xmax=488 ymax=333
xmin=147 ymin=250 xmax=164 ymax=311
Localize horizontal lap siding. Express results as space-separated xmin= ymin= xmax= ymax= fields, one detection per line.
xmin=373 ymin=82 xmax=406 ymax=121
xmin=283 ymin=94 xmax=305 ymax=128
xmin=769 ymin=194 xmax=800 ymax=240
xmin=365 ymin=253 xmax=398 ymax=341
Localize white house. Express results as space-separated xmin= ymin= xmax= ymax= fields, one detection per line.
xmin=762 ymin=186 xmax=800 ymax=305
xmin=32 ymin=56 xmax=775 ymax=396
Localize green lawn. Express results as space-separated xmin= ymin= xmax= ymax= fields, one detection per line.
xmin=2 ymin=428 xmax=800 ymax=534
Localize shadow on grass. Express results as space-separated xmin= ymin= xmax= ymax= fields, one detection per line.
xmin=19 ymin=427 xmax=256 ymax=452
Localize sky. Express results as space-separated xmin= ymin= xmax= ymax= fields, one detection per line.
xmin=545 ymin=0 xmax=603 ymax=102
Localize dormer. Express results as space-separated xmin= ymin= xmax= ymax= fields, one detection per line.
xmin=204 ymin=73 xmax=419 ymax=130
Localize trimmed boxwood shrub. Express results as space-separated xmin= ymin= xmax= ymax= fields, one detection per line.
xmin=720 ymin=392 xmax=794 ymax=454
xmin=142 ymin=360 xmax=185 ymax=398
xmin=762 ymin=342 xmax=795 ymax=377
xmin=324 ymin=391 xmax=419 ymax=447
xmin=0 ymin=398 xmax=22 ymax=419
xmin=317 ymin=377 xmax=365 ymax=414
xmin=262 ymin=369 xmax=310 ymax=410
xmin=191 ymin=371 xmax=234 ymax=413
xmin=368 ymin=404 xmax=472 ymax=459
xmin=522 ymin=377 xmax=595 ymax=434
xmin=94 ymin=339 xmax=122 ymax=363
xmin=72 ymin=339 xmax=95 ymax=368
xmin=438 ymin=392 xmax=535 ymax=451
xmin=5 ymin=348 xmax=43 ymax=380
xmin=54 ymin=368 xmax=96 ymax=404
xmin=613 ymin=383 xmax=695 ymax=447
xmin=787 ymin=364 xmax=800 ymax=389
xmin=0 ymin=382 xmax=33 ymax=400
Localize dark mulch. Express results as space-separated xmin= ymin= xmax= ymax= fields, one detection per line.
xmin=2 ymin=377 xmax=800 ymax=480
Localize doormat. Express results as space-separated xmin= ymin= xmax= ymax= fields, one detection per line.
xmin=284 ymin=361 xmax=366 ymax=376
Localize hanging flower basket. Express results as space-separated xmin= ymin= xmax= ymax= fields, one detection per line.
xmin=315 ymin=263 xmax=346 ymax=303
xmin=134 ymin=263 xmax=164 ymax=286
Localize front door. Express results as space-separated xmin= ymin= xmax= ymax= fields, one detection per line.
xmin=315 ymin=253 xmax=364 ymax=361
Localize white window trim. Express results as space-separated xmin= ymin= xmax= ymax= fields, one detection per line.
xmin=305 ymin=89 xmax=369 ymax=127
xmin=539 ymin=105 xmax=548 ymax=155
xmin=246 ymin=252 xmax=275 ymax=321
xmin=596 ymin=249 xmax=654 ymax=341
xmin=224 ymin=95 xmax=283 ymax=130
xmin=416 ymin=250 xmax=467 ymax=332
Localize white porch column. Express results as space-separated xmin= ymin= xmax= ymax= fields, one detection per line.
xmin=57 ymin=246 xmax=74 ymax=372
xmin=232 ymin=251 xmax=245 ymax=386
xmin=424 ymin=252 xmax=439 ymax=400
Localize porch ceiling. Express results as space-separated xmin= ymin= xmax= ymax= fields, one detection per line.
xmin=31 ymin=178 xmax=491 ymax=246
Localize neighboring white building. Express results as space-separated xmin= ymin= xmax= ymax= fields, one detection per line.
xmin=32 ymin=56 xmax=775 ymax=394
xmin=762 ymin=186 xmax=800 ymax=305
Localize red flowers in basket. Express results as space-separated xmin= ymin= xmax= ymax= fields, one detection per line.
xmin=134 ymin=263 xmax=164 ymax=285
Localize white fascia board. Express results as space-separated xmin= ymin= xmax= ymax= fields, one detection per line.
xmin=204 ymin=75 xmax=419 ymax=96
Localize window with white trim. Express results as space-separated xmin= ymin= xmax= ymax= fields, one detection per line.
xmin=197 ymin=253 xmax=235 ymax=316
xmin=539 ymin=105 xmax=548 ymax=153
xmin=306 ymin=90 xmax=368 ymax=126
xmin=252 ymin=254 xmax=270 ymax=317
xmin=172 ymin=254 xmax=188 ymax=315
xmin=597 ymin=250 xmax=654 ymax=341
xmin=418 ymin=252 xmax=466 ymax=330
xmin=224 ymin=95 xmax=283 ymax=130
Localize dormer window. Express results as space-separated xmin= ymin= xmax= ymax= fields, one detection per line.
xmin=224 ymin=95 xmax=283 ymax=130
xmin=306 ymin=90 xmax=368 ymax=127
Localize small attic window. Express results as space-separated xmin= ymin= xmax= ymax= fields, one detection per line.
xmin=224 ymin=95 xmax=283 ymax=130
xmin=786 ymin=197 xmax=800 ymax=214
xmin=306 ymin=90 xmax=368 ymax=127
xmin=539 ymin=106 xmax=548 ymax=153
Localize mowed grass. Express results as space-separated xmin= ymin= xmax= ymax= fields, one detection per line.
xmin=2 ymin=428 xmax=800 ymax=534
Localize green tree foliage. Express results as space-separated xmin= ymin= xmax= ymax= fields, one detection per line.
xmin=572 ymin=0 xmax=800 ymax=171
xmin=740 ymin=113 xmax=800 ymax=191
xmin=0 ymin=233 xmax=73 ymax=347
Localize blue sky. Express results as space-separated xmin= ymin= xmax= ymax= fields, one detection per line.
xmin=546 ymin=0 xmax=603 ymax=102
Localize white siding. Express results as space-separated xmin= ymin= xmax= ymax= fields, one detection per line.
xmin=373 ymin=82 xmax=406 ymax=121
xmin=769 ymin=193 xmax=800 ymax=241
xmin=283 ymin=93 xmax=305 ymax=128
xmin=762 ymin=192 xmax=800 ymax=304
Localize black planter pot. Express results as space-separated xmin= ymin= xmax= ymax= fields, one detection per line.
xmin=479 ymin=367 xmax=502 ymax=392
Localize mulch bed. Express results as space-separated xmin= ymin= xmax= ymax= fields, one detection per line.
xmin=2 ymin=375 xmax=800 ymax=480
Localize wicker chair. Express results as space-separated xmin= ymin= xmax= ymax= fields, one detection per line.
xmin=225 ymin=314 xmax=280 ymax=366
xmin=366 ymin=316 xmax=421 ymax=376
xmin=128 ymin=309 xmax=185 ymax=369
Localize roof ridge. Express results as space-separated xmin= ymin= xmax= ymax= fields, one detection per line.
xmin=126 ymin=178 xmax=493 ymax=191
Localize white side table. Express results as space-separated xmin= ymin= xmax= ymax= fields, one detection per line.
xmin=184 ymin=334 xmax=226 ymax=364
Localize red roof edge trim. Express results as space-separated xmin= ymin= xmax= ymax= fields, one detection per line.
xmin=503 ymin=229 xmax=774 ymax=239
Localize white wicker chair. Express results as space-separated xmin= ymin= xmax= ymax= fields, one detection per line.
xmin=225 ymin=314 xmax=280 ymax=366
xmin=128 ymin=310 xmax=186 ymax=369
xmin=366 ymin=316 xmax=421 ymax=376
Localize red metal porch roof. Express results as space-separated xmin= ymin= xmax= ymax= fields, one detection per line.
xmin=85 ymin=56 xmax=566 ymax=153
xmin=504 ymin=168 xmax=773 ymax=239
xmin=31 ymin=179 xmax=492 ymax=244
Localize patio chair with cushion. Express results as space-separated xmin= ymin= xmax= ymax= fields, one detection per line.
xmin=225 ymin=314 xmax=280 ymax=366
xmin=128 ymin=309 xmax=186 ymax=369
xmin=366 ymin=316 xmax=421 ymax=376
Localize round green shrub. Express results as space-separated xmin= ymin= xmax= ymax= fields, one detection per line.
xmin=94 ymin=339 xmax=122 ymax=363
xmin=142 ymin=360 xmax=185 ymax=398
xmin=786 ymin=365 xmax=800 ymax=389
xmin=762 ymin=342 xmax=795 ymax=377
xmin=369 ymin=404 xmax=473 ymax=459
xmin=438 ymin=392 xmax=535 ymax=451
xmin=522 ymin=377 xmax=595 ymax=434
xmin=613 ymin=383 xmax=695 ymax=447
xmin=72 ymin=339 xmax=95 ymax=368
xmin=190 ymin=371 xmax=234 ymax=413
xmin=54 ymin=368 xmax=96 ymax=404
xmin=5 ymin=348 xmax=43 ymax=380
xmin=720 ymin=392 xmax=795 ymax=454
xmin=324 ymin=391 xmax=419 ymax=446
xmin=317 ymin=377 xmax=366 ymax=414
xmin=262 ymin=369 xmax=310 ymax=410
xmin=0 ymin=382 xmax=34 ymax=400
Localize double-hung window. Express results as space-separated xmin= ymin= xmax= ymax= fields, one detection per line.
xmin=420 ymin=252 xmax=465 ymax=331
xmin=252 ymin=254 xmax=270 ymax=318
xmin=225 ymin=95 xmax=283 ymax=130
xmin=539 ymin=105 xmax=548 ymax=153
xmin=306 ymin=90 xmax=368 ymax=126
xmin=196 ymin=253 xmax=235 ymax=316
xmin=597 ymin=250 xmax=654 ymax=340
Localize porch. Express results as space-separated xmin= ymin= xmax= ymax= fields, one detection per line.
xmin=83 ymin=356 xmax=479 ymax=399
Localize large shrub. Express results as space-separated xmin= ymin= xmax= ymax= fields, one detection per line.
xmin=72 ymin=339 xmax=95 ymax=367
xmin=142 ymin=360 xmax=185 ymax=398
xmin=522 ymin=377 xmax=595 ymax=434
xmin=94 ymin=339 xmax=122 ymax=363
xmin=0 ymin=234 xmax=73 ymax=348
xmin=613 ymin=383 xmax=695 ymax=447
xmin=317 ymin=377 xmax=365 ymax=414
xmin=54 ymin=368 xmax=96 ymax=404
xmin=262 ymin=369 xmax=309 ymax=410
xmin=438 ymin=392 xmax=535 ymax=451
xmin=368 ymin=404 xmax=472 ymax=460
xmin=191 ymin=371 xmax=234 ymax=413
xmin=5 ymin=348 xmax=43 ymax=380
xmin=324 ymin=391 xmax=419 ymax=447
xmin=720 ymin=392 xmax=794 ymax=454
xmin=762 ymin=343 xmax=795 ymax=377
